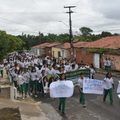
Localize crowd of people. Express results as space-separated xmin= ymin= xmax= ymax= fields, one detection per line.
xmin=0 ymin=51 xmax=95 ymax=99
xmin=0 ymin=51 xmax=116 ymax=115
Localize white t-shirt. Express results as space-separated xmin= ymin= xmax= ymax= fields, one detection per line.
xmin=64 ymin=64 xmax=71 ymax=72
xmin=103 ymin=77 xmax=114 ymax=89
xmin=17 ymin=75 xmax=24 ymax=85
xmin=78 ymin=77 xmax=85 ymax=88
xmin=30 ymin=72 xmax=37 ymax=81
xmin=23 ymin=72 xmax=30 ymax=83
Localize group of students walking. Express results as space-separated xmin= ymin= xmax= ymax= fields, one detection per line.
xmin=0 ymin=51 xmax=116 ymax=115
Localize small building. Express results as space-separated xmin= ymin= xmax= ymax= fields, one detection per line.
xmin=52 ymin=42 xmax=71 ymax=59
xmin=32 ymin=42 xmax=60 ymax=57
xmin=32 ymin=42 xmax=50 ymax=56
xmin=85 ymin=36 xmax=120 ymax=70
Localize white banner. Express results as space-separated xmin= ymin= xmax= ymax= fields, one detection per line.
xmin=50 ymin=80 xmax=74 ymax=98
xmin=83 ymin=78 xmax=104 ymax=94
xmin=117 ymin=83 xmax=120 ymax=93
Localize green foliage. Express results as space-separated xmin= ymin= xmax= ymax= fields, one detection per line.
xmin=0 ymin=26 xmax=117 ymax=61
xmin=0 ymin=30 xmax=24 ymax=60
xmin=17 ymin=33 xmax=70 ymax=48
xmin=101 ymin=31 xmax=112 ymax=37
xmin=79 ymin=27 xmax=93 ymax=36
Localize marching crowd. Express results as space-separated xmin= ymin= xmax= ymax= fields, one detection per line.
xmin=0 ymin=51 xmax=116 ymax=115
xmin=0 ymin=51 xmax=95 ymax=99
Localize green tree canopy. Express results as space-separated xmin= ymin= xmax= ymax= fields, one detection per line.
xmin=79 ymin=27 xmax=93 ymax=36
xmin=0 ymin=30 xmax=24 ymax=60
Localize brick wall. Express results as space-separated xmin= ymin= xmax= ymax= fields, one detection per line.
xmin=75 ymin=48 xmax=94 ymax=65
xmin=102 ymin=54 xmax=120 ymax=71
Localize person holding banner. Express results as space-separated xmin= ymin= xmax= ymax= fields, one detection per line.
xmin=103 ymin=72 xmax=114 ymax=105
xmin=58 ymin=73 xmax=66 ymax=115
xmin=78 ymin=73 xmax=86 ymax=107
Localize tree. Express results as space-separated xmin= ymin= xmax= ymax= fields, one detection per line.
xmin=100 ymin=31 xmax=112 ymax=37
xmin=79 ymin=27 xmax=93 ymax=36
xmin=0 ymin=30 xmax=24 ymax=60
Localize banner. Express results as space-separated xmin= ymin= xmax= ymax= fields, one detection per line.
xmin=83 ymin=78 xmax=103 ymax=94
xmin=117 ymin=83 xmax=120 ymax=93
xmin=50 ymin=81 xmax=74 ymax=98
xmin=65 ymin=69 xmax=90 ymax=80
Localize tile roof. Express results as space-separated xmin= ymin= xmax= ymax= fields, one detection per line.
xmin=85 ymin=36 xmax=120 ymax=49
xmin=32 ymin=42 xmax=60 ymax=48
xmin=45 ymin=42 xmax=61 ymax=47
xmin=53 ymin=42 xmax=71 ymax=49
xmin=73 ymin=41 xmax=88 ymax=48
xmin=32 ymin=43 xmax=50 ymax=48
xmin=32 ymin=36 xmax=120 ymax=50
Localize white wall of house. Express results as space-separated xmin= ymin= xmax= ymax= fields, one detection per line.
xmin=94 ymin=53 xmax=100 ymax=68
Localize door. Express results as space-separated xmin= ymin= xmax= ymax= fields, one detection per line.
xmin=94 ymin=53 xmax=100 ymax=68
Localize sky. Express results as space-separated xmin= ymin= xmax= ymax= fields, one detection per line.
xmin=0 ymin=0 xmax=120 ymax=35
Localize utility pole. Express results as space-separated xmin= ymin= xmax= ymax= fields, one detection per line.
xmin=64 ymin=5 xmax=76 ymax=57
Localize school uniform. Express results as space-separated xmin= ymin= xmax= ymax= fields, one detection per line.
xmin=90 ymin=68 xmax=95 ymax=79
xmin=30 ymin=71 xmax=37 ymax=95
xmin=103 ymin=77 xmax=114 ymax=104
xmin=23 ymin=72 xmax=30 ymax=96
xmin=58 ymin=79 xmax=66 ymax=114
xmin=78 ymin=77 xmax=85 ymax=105
xmin=17 ymin=74 xmax=25 ymax=94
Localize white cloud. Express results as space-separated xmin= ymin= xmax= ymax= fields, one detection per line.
xmin=0 ymin=0 xmax=120 ymax=35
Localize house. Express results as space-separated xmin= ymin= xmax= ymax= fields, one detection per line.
xmin=32 ymin=42 xmax=60 ymax=57
xmin=85 ymin=36 xmax=120 ymax=70
xmin=52 ymin=42 xmax=71 ymax=58
xmin=32 ymin=42 xmax=50 ymax=56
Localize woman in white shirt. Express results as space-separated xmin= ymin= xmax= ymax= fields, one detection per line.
xmin=103 ymin=72 xmax=114 ymax=105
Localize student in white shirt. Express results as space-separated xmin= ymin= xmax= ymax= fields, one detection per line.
xmin=30 ymin=67 xmax=37 ymax=96
xmin=17 ymin=70 xmax=25 ymax=99
xmin=78 ymin=73 xmax=86 ymax=107
xmin=23 ymin=69 xmax=30 ymax=97
xmin=89 ymin=64 xmax=95 ymax=79
xmin=103 ymin=72 xmax=114 ymax=105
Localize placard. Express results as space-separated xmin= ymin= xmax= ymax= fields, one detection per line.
xmin=83 ymin=78 xmax=103 ymax=94
xmin=50 ymin=81 xmax=74 ymax=98
xmin=117 ymin=83 xmax=120 ymax=93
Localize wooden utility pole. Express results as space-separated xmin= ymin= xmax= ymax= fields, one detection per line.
xmin=64 ymin=6 xmax=76 ymax=57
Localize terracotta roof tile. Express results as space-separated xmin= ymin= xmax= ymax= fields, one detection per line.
xmin=85 ymin=36 xmax=120 ymax=49
xmin=32 ymin=43 xmax=50 ymax=48
xmin=45 ymin=42 xmax=61 ymax=47
xmin=73 ymin=42 xmax=88 ymax=48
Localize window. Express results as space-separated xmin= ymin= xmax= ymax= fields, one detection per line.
xmin=58 ymin=51 xmax=61 ymax=57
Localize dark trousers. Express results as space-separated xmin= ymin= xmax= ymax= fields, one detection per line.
xmin=59 ymin=98 xmax=66 ymax=113
xmin=80 ymin=91 xmax=85 ymax=105
xmin=38 ymin=82 xmax=44 ymax=97
xmin=0 ymin=70 xmax=3 ymax=77
xmin=103 ymin=88 xmax=113 ymax=104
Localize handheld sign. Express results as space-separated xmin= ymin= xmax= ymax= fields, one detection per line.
xmin=83 ymin=78 xmax=104 ymax=94
xmin=50 ymin=81 xmax=74 ymax=98
xmin=117 ymin=82 xmax=120 ymax=94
